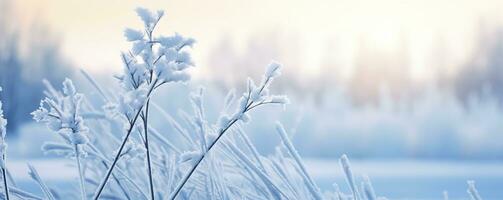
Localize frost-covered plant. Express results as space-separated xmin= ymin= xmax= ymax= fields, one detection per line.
xmin=168 ymin=61 xmax=289 ymax=199
xmin=467 ymin=181 xmax=482 ymax=200
xmin=91 ymin=7 xmax=195 ymax=200
xmin=2 ymin=5 xmax=487 ymax=200
xmin=32 ymin=79 xmax=89 ymax=200
xmin=0 ymin=94 xmax=40 ymax=198
xmin=340 ymin=154 xmax=360 ymax=200
xmin=0 ymin=86 xmax=9 ymax=200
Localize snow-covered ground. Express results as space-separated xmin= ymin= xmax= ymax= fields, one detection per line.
xmin=305 ymin=159 xmax=503 ymax=200
xmin=8 ymin=158 xmax=503 ymax=200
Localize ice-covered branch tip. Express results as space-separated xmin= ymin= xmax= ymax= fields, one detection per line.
xmin=112 ymin=7 xmax=196 ymax=124
xmin=31 ymin=79 xmax=89 ymax=146
xmin=118 ymin=7 xmax=195 ymax=92
xmin=135 ymin=7 xmax=164 ymax=30
xmin=219 ymin=61 xmax=289 ymax=130
xmin=265 ymin=61 xmax=282 ymax=79
xmin=169 ymin=61 xmax=289 ymax=199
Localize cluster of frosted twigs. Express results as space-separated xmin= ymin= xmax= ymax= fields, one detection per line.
xmin=0 ymin=7 xmax=486 ymax=200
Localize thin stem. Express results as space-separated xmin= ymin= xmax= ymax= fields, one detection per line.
xmin=97 ymin=160 xmax=131 ymax=200
xmin=92 ymin=79 xmax=159 ymax=200
xmin=168 ymin=117 xmax=239 ymax=200
xmin=142 ymin=99 xmax=155 ymax=200
xmin=92 ymin=107 xmax=143 ymax=200
xmin=89 ymin=144 xmax=148 ymax=199
xmin=2 ymin=154 xmax=9 ymax=200
xmin=75 ymin=145 xmax=86 ymax=200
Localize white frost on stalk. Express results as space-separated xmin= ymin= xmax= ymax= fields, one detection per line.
xmin=189 ymin=87 xmax=209 ymax=151
xmin=0 ymin=87 xmax=7 ymax=168
xmin=269 ymin=95 xmax=290 ymax=104
xmin=333 ymin=183 xmax=344 ymax=200
xmin=467 ymin=180 xmax=482 ymax=200
xmin=264 ymin=61 xmax=282 ymax=79
xmin=223 ymin=89 xmax=236 ymax=110
xmin=204 ymin=131 xmax=218 ymax=147
xmin=41 ymin=142 xmax=74 ymax=157
xmin=135 ymin=7 xmax=164 ymax=29
xmin=362 ymin=175 xmax=377 ymax=200
xmin=179 ymin=150 xmax=202 ymax=164
xmin=123 ymin=84 xmax=149 ymax=111
xmin=27 ymin=164 xmax=56 ymax=200
xmin=225 ymin=61 xmax=288 ymax=126
xmin=32 ymin=79 xmax=89 ymax=146
xmin=158 ymin=33 xmax=195 ymax=49
xmin=0 ymin=87 xmax=5 ymax=137
xmin=275 ymin=121 xmax=323 ymax=200
xmin=102 ymin=102 xmax=120 ymax=119
xmin=340 ymin=154 xmax=360 ymax=200
xmin=124 ymin=28 xmax=144 ymax=41
xmin=216 ymin=115 xmax=231 ymax=132
xmin=122 ymin=140 xmax=146 ymax=161
xmin=190 ymin=87 xmax=205 ymax=118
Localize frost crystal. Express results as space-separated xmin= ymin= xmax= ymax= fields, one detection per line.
xmin=32 ymin=79 xmax=89 ymax=145
xmin=124 ymin=28 xmax=144 ymax=41
xmin=122 ymin=140 xmax=146 ymax=161
xmin=269 ymin=95 xmax=290 ymax=104
xmin=179 ymin=150 xmax=202 ymax=164
xmin=135 ymin=7 xmax=158 ymax=28
xmin=220 ymin=61 xmax=288 ymax=126
xmin=265 ymin=61 xmax=282 ymax=79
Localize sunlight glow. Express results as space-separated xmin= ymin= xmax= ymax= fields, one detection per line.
xmin=12 ymin=0 xmax=503 ymax=82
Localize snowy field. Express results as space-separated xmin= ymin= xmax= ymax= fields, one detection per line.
xmin=7 ymin=159 xmax=503 ymax=200
xmin=306 ymin=159 xmax=503 ymax=200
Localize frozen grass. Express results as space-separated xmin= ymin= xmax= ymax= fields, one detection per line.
xmin=0 ymin=6 xmax=489 ymax=200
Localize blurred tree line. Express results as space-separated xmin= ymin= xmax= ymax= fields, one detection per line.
xmin=0 ymin=0 xmax=72 ymax=133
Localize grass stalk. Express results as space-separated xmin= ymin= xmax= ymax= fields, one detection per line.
xmin=92 ymin=79 xmax=159 ymax=200
xmin=75 ymin=145 xmax=86 ymax=200
xmin=142 ymin=99 xmax=155 ymax=200
xmin=1 ymin=161 xmax=9 ymax=200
